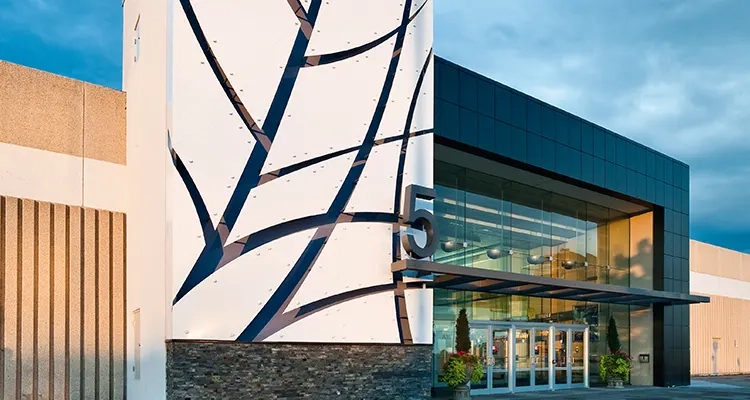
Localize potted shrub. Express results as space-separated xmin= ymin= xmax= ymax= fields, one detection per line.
xmin=439 ymin=309 xmax=484 ymax=399
xmin=600 ymin=315 xmax=632 ymax=388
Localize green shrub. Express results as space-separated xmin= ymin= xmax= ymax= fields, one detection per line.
xmin=439 ymin=352 xmax=484 ymax=388
xmin=455 ymin=308 xmax=470 ymax=352
xmin=599 ymin=351 xmax=632 ymax=381
xmin=606 ymin=315 xmax=621 ymax=353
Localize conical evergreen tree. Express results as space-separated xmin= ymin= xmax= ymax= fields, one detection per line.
xmin=455 ymin=308 xmax=471 ymax=353
xmin=606 ymin=314 xmax=621 ymax=353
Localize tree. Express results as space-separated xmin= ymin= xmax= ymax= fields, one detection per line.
xmin=455 ymin=308 xmax=471 ymax=353
xmin=606 ymin=314 xmax=621 ymax=353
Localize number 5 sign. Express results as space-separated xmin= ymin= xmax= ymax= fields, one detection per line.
xmin=400 ymin=184 xmax=440 ymax=259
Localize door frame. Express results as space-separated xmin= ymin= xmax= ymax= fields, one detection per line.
xmin=469 ymin=321 xmax=589 ymax=395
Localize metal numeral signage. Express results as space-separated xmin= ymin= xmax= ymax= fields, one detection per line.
xmin=401 ymin=184 xmax=440 ymax=259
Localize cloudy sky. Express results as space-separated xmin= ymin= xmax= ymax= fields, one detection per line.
xmin=436 ymin=0 xmax=750 ymax=253
xmin=0 ymin=0 xmax=747 ymax=252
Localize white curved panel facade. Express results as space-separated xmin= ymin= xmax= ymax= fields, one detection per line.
xmin=190 ymin=0 xmax=299 ymax=127
xmin=169 ymin=0 xmax=434 ymax=344
xmin=306 ymin=1 xmax=404 ymax=56
xmin=231 ymin=150 xmax=355 ymax=240
xmin=172 ymin=228 xmax=317 ymax=340
xmin=262 ymin=36 xmax=394 ymax=173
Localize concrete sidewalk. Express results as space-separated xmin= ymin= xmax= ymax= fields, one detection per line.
xmin=460 ymin=375 xmax=750 ymax=399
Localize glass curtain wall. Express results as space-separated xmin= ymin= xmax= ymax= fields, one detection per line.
xmin=433 ymin=161 xmax=631 ymax=286
xmin=432 ymin=161 xmax=632 ymax=387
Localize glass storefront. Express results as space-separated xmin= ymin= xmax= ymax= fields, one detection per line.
xmin=433 ymin=161 xmax=632 ymax=286
xmin=432 ymin=161 xmax=633 ymax=390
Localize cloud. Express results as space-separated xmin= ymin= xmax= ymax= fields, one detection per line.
xmin=435 ymin=0 xmax=750 ymax=251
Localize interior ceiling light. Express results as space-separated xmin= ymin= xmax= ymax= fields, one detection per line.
xmin=527 ymin=255 xmax=553 ymax=265
xmin=441 ymin=241 xmax=457 ymax=252
xmin=486 ymin=248 xmax=513 ymax=259
xmin=562 ymin=260 xmax=589 ymax=270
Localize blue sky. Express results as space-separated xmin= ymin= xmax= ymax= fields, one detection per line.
xmin=1 ymin=0 xmax=748 ymax=253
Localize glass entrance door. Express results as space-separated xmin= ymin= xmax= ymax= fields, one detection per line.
xmin=533 ymin=328 xmax=551 ymax=390
xmin=514 ymin=329 xmax=532 ymax=390
xmin=552 ymin=327 xmax=590 ymax=390
xmin=490 ymin=328 xmax=510 ymax=392
xmin=468 ymin=322 xmax=588 ymax=395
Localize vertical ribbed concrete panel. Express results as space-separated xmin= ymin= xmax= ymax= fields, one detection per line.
xmin=0 ymin=196 xmax=126 ymax=399
xmin=20 ymin=199 xmax=35 ymax=398
xmin=83 ymin=208 xmax=97 ymax=400
xmin=2 ymin=197 xmax=18 ymax=399
xmin=68 ymin=206 xmax=83 ymax=400
xmin=52 ymin=203 xmax=67 ymax=399
xmin=37 ymin=203 xmax=51 ymax=400
xmin=98 ymin=213 xmax=111 ymax=399
xmin=111 ymin=213 xmax=126 ymax=400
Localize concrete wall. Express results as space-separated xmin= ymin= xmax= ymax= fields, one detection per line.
xmin=0 ymin=61 xmax=127 ymax=212
xmin=0 ymin=61 xmax=127 ymax=399
xmin=629 ymin=212 xmax=654 ymax=386
xmin=690 ymin=240 xmax=750 ymax=376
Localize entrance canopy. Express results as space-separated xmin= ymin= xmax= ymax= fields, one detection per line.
xmin=393 ymin=259 xmax=709 ymax=306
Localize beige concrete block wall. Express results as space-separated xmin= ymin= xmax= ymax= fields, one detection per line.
xmin=0 ymin=61 xmax=127 ymax=213
xmin=0 ymin=61 xmax=127 ymax=399
xmin=0 ymin=196 xmax=127 ymax=399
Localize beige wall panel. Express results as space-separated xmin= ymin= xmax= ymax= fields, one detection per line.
xmin=20 ymin=199 xmax=35 ymax=398
xmin=718 ymin=248 xmax=743 ymax=282
xmin=82 ymin=209 xmax=97 ymax=399
xmin=691 ymin=241 xmax=718 ymax=276
xmin=629 ymin=212 xmax=653 ymax=290
xmin=0 ymin=143 xmax=85 ymax=209
xmin=82 ymin=158 xmax=128 ymax=213
xmin=37 ymin=202 xmax=52 ymax=399
xmin=691 ymin=294 xmax=750 ymax=376
xmin=0 ymin=61 xmax=84 ymax=157
xmin=3 ymin=197 xmax=19 ymax=399
xmin=98 ymin=212 xmax=112 ymax=399
xmin=52 ymin=203 xmax=67 ymax=399
xmin=111 ymin=213 xmax=126 ymax=400
xmin=741 ymin=253 xmax=750 ymax=283
xmin=83 ymin=84 xmax=127 ymax=165
xmin=68 ymin=206 xmax=82 ymax=400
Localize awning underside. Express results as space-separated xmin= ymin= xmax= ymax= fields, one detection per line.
xmin=393 ymin=259 xmax=709 ymax=306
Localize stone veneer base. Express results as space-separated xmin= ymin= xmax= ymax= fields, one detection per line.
xmin=166 ymin=340 xmax=432 ymax=400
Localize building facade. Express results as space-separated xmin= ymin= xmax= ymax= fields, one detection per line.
xmin=118 ymin=1 xmax=713 ymax=399
xmin=6 ymin=4 xmax=750 ymax=396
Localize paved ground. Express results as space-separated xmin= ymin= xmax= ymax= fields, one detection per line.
xmin=467 ymin=375 xmax=750 ymax=399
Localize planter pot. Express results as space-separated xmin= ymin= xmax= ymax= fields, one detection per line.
xmin=607 ymin=377 xmax=624 ymax=389
xmin=452 ymin=385 xmax=470 ymax=399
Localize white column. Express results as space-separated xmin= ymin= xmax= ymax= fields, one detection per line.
xmin=549 ymin=326 xmax=555 ymax=390
xmin=584 ymin=327 xmax=590 ymax=388
xmin=509 ymin=325 xmax=516 ymax=393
